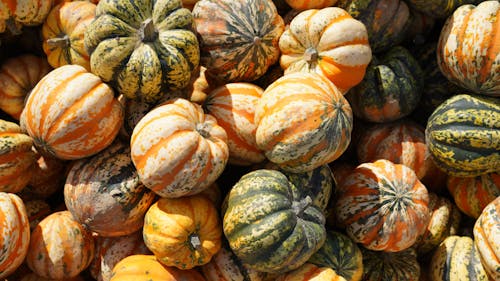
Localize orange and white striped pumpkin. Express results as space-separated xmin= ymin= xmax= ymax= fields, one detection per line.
xmin=0 ymin=192 xmax=30 ymax=279
xmin=276 ymin=263 xmax=346 ymax=281
xmin=255 ymin=72 xmax=353 ymax=173
xmin=473 ymin=196 xmax=500 ymax=281
xmin=131 ymin=98 xmax=229 ymax=198
xmin=26 ymin=210 xmax=95 ymax=280
xmin=279 ymin=7 xmax=371 ymax=93
xmin=0 ymin=0 xmax=53 ymax=34
xmin=285 ymin=0 xmax=337 ymax=10
xmin=204 ymin=83 xmax=266 ymax=166
xmin=22 ymin=64 xmax=124 ymax=160
xmin=437 ymin=1 xmax=500 ymax=96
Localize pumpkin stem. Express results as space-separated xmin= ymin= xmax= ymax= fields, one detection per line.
xmin=292 ymin=196 xmax=313 ymax=217
xmin=188 ymin=234 xmax=203 ymax=251
xmin=253 ymin=36 xmax=262 ymax=45
xmin=196 ymin=123 xmax=211 ymax=138
xmin=140 ymin=18 xmax=157 ymax=42
xmin=46 ymin=35 xmax=70 ymax=49
xmin=304 ymin=47 xmax=319 ymax=63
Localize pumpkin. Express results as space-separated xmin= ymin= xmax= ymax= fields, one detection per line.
xmin=403 ymin=9 xmax=435 ymax=46
xmin=308 ymin=231 xmax=363 ymax=281
xmin=130 ymin=98 xmax=229 ymax=198
xmin=193 ymin=0 xmax=284 ymax=83
xmin=42 ymin=1 xmax=96 ymax=71
xmin=54 ymin=0 xmax=100 ymax=4
xmin=26 ymin=210 xmax=95 ymax=279
xmin=223 ymin=169 xmax=326 ymax=273
xmin=276 ymin=263 xmax=346 ymax=281
xmin=84 ymin=0 xmax=200 ymax=104
xmin=143 ymin=195 xmax=222 ymax=270
xmin=336 ymin=0 xmax=411 ymax=53
xmin=335 ymin=159 xmax=430 ymax=252
xmin=64 ymin=140 xmax=156 ymax=237
xmin=110 ymin=255 xmax=207 ymax=281
xmin=425 ymin=94 xmax=500 ymax=177
xmin=345 ymin=46 xmax=424 ymax=123
xmin=204 ymin=82 xmax=266 ymax=166
xmin=447 ymin=172 xmax=500 ymax=219
xmin=255 ymin=72 xmax=353 ymax=173
xmin=437 ymin=1 xmax=500 ymax=96
xmin=182 ymin=0 xmax=198 ymax=10
xmin=284 ymin=0 xmax=336 ymax=10
xmin=473 ymin=196 xmax=500 ymax=281
xmin=22 ymin=64 xmax=124 ymax=160
xmin=0 ymin=54 xmax=51 ymax=120
xmin=24 ymin=199 xmax=51 ymax=231
xmin=278 ymin=7 xmax=371 ymax=93
xmin=0 ymin=119 xmax=36 ymax=193
xmin=0 ymin=0 xmax=53 ymax=35
xmin=430 ymin=236 xmax=489 ymax=281
xmin=407 ymin=0 xmax=484 ymax=19
xmin=361 ymin=247 xmax=420 ymax=281
xmin=0 ymin=192 xmax=30 ymax=279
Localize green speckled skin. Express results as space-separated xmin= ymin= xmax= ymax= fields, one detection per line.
xmin=223 ymin=169 xmax=326 ymax=274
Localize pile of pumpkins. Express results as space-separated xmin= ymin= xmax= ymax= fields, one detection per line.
xmin=0 ymin=0 xmax=498 ymax=280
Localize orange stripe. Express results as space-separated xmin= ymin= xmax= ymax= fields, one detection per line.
xmin=215 ymin=117 xmax=261 ymax=154
xmin=478 ymin=8 xmax=500 ymax=83
xmin=455 ymin=11 xmax=473 ymax=80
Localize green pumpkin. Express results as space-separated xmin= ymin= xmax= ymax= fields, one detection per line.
xmin=84 ymin=0 xmax=200 ymax=103
xmin=362 ymin=247 xmax=420 ymax=281
xmin=405 ymin=0 xmax=482 ymax=19
xmin=346 ymin=46 xmax=424 ymax=123
xmin=425 ymin=94 xmax=500 ymax=177
xmin=223 ymin=169 xmax=327 ymax=274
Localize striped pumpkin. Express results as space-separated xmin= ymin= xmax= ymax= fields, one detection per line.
xmin=64 ymin=141 xmax=156 ymax=237
xmin=278 ymin=7 xmax=371 ymax=93
xmin=0 ymin=192 xmax=30 ymax=279
xmin=335 ymin=159 xmax=430 ymax=252
xmin=42 ymin=1 xmax=96 ymax=71
xmin=204 ymin=83 xmax=265 ymax=166
xmin=193 ymin=0 xmax=284 ymax=83
xmin=143 ymin=195 xmax=222 ymax=270
xmin=0 ymin=119 xmax=36 ymax=193
xmin=430 ymin=236 xmax=489 ymax=281
xmin=361 ymin=247 xmax=420 ymax=281
xmin=447 ymin=172 xmax=500 ymax=219
xmin=84 ymin=0 xmax=200 ymax=104
xmin=406 ymin=0 xmax=481 ymax=19
xmin=0 ymin=54 xmax=51 ymax=120
xmin=130 ymin=98 xmax=229 ymax=198
xmin=437 ymin=1 xmax=500 ymax=96
xmin=473 ymin=196 xmax=500 ymax=281
xmin=255 ymin=72 xmax=353 ymax=173
xmin=277 ymin=263 xmax=346 ymax=281
xmin=425 ymin=94 xmax=500 ymax=177
xmin=284 ymin=0 xmax=337 ymax=10
xmin=22 ymin=64 xmax=123 ymax=160
xmin=0 ymin=0 xmax=53 ymax=34
xmin=26 ymin=210 xmax=95 ymax=280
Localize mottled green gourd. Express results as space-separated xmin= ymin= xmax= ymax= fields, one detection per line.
xmin=406 ymin=0 xmax=483 ymax=19
xmin=361 ymin=247 xmax=420 ymax=281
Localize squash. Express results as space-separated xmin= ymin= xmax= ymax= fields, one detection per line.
xmin=255 ymin=72 xmax=353 ymax=173
xmin=278 ymin=7 xmax=371 ymax=93
xmin=0 ymin=0 xmax=53 ymax=35
xmin=335 ymin=159 xmax=430 ymax=252
xmin=0 ymin=192 xmax=30 ymax=279
xmin=182 ymin=0 xmax=198 ymax=10
xmin=425 ymin=94 xmax=500 ymax=177
xmin=276 ymin=263 xmax=346 ymax=281
xmin=26 ymin=210 xmax=95 ymax=280
xmin=0 ymin=54 xmax=51 ymax=120
xmin=362 ymin=247 xmax=420 ymax=281
xmin=193 ymin=0 xmax=284 ymax=83
xmin=284 ymin=0 xmax=337 ymax=10
xmin=473 ymin=196 xmax=500 ymax=281
xmin=84 ymin=0 xmax=200 ymax=104
xmin=143 ymin=195 xmax=222 ymax=270
xmin=0 ymin=119 xmax=36 ymax=193
xmin=437 ymin=1 xmax=500 ymax=96
xmin=22 ymin=64 xmax=124 ymax=160
xmin=42 ymin=1 xmax=96 ymax=71
xmin=131 ymin=98 xmax=229 ymax=198
xmin=223 ymin=169 xmax=326 ymax=273
xmin=64 ymin=140 xmax=156 ymax=237
xmin=406 ymin=0 xmax=480 ymax=19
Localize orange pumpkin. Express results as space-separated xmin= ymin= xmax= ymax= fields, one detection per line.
xmin=473 ymin=196 xmax=500 ymax=281
xmin=284 ymin=0 xmax=337 ymax=10
xmin=22 ymin=64 xmax=124 ymax=160
xmin=0 ymin=0 xmax=52 ymax=35
xmin=182 ymin=0 xmax=199 ymax=10
xmin=277 ymin=263 xmax=346 ymax=281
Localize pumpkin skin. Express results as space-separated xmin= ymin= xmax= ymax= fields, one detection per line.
xmin=22 ymin=64 xmax=124 ymax=160
xmin=255 ymin=72 xmax=353 ymax=173
xmin=473 ymin=196 xmax=500 ymax=281
xmin=131 ymin=98 xmax=229 ymax=198
xmin=0 ymin=192 xmax=30 ymax=279
xmin=223 ymin=169 xmax=327 ymax=273
xmin=361 ymin=247 xmax=420 ymax=281
xmin=26 ymin=210 xmax=95 ymax=280
xmin=204 ymin=83 xmax=266 ymax=166
xmin=335 ymin=159 xmax=430 ymax=252
xmin=278 ymin=7 xmax=371 ymax=93
xmin=193 ymin=0 xmax=284 ymax=83
xmin=425 ymin=94 xmax=500 ymax=177
xmin=437 ymin=1 xmax=500 ymax=96
xmin=284 ymin=0 xmax=337 ymax=10
xmin=447 ymin=172 xmax=500 ymax=219
xmin=84 ymin=0 xmax=200 ymax=104
xmin=430 ymin=236 xmax=489 ymax=281
xmin=0 ymin=119 xmax=36 ymax=193
xmin=143 ymin=195 xmax=222 ymax=270
xmin=0 ymin=54 xmax=51 ymax=120
xmin=110 ymin=254 xmax=207 ymax=281
xmin=42 ymin=1 xmax=96 ymax=71
xmin=276 ymin=263 xmax=346 ymax=281
xmin=0 ymin=0 xmax=53 ymax=35
xmin=64 ymin=141 xmax=156 ymax=237
xmin=406 ymin=0 xmax=480 ymax=19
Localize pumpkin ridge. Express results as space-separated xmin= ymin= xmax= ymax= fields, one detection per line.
xmin=478 ymin=8 xmax=500 ymax=84
xmin=454 ymin=10 xmax=474 ymax=81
